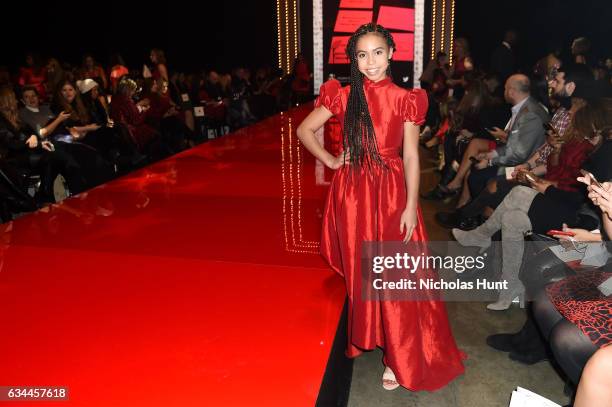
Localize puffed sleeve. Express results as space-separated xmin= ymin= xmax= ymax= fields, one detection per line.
xmin=402 ymin=89 xmax=428 ymax=125
xmin=314 ymin=79 xmax=342 ymax=116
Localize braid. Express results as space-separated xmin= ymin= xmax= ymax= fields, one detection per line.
xmin=344 ymin=23 xmax=396 ymax=167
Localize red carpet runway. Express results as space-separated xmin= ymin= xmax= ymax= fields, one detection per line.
xmin=0 ymin=106 xmax=347 ymax=406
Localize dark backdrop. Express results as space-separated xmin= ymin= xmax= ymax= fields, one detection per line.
xmin=2 ymin=1 xmax=610 ymax=76
xmin=454 ymin=0 xmax=612 ymax=72
xmin=1 ymin=1 xmax=278 ymax=73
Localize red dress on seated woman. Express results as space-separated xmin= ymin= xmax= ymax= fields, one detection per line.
xmin=110 ymin=94 xmax=158 ymax=151
xmin=316 ymin=78 xmax=465 ymax=391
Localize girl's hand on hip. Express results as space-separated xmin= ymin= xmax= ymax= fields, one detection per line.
xmin=328 ymin=149 xmax=351 ymax=170
xmin=400 ymin=208 xmax=417 ymax=243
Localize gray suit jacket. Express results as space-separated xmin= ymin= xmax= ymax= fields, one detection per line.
xmin=491 ymin=96 xmax=548 ymax=172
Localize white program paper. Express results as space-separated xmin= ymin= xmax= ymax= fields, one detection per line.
xmin=508 ymin=387 xmax=561 ymax=407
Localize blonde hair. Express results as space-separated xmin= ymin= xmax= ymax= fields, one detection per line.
xmin=0 ymin=87 xmax=20 ymax=128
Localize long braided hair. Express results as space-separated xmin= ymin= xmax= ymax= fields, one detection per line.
xmin=344 ymin=23 xmax=396 ymax=167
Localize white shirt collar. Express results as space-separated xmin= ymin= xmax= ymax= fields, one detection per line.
xmin=511 ymin=96 xmax=529 ymax=116
xmin=25 ymin=105 xmax=40 ymax=113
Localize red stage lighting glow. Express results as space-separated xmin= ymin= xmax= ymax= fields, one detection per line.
xmin=339 ymin=0 xmax=374 ymax=8
xmin=377 ymin=6 xmax=415 ymax=31
xmin=333 ymin=10 xmax=373 ymax=32
xmin=391 ymin=32 xmax=414 ymax=61
xmin=329 ymin=36 xmax=351 ymax=64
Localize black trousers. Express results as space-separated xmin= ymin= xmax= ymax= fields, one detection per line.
xmin=467 ymin=165 xmax=499 ymax=198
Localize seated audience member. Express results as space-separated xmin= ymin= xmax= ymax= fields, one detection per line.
xmin=0 ymin=66 xmax=11 ymax=89
xmin=44 ymin=58 xmax=64 ymax=102
xmin=452 ymin=100 xmax=610 ymax=311
xmin=18 ymin=86 xmax=55 ymax=132
xmin=420 ymin=51 xmax=450 ymax=98
xmin=436 ymin=63 xmax=591 ymax=229
xmin=447 ymin=38 xmax=474 ymax=100
xmin=0 ymin=158 xmax=37 ymax=221
xmin=533 ymin=46 xmax=562 ymax=81
xmin=78 ymin=79 xmax=126 ymax=162
xmin=571 ymin=37 xmax=591 ymax=65
xmin=423 ymin=97 xmax=458 ymax=149
xmin=109 ymin=54 xmax=129 ymax=94
xmin=532 ymin=169 xmax=612 ymax=390
xmin=149 ymin=48 xmax=169 ymax=83
xmin=49 ymin=79 xmax=115 ymax=187
xmin=466 ymin=74 xmax=548 ymax=199
xmin=142 ymin=78 xmax=190 ymax=152
xmin=80 ymin=54 xmax=108 ymax=91
xmin=573 ymin=345 xmax=612 ymax=407
xmin=0 ymin=86 xmax=85 ymax=203
xmin=485 ymin=101 xmax=612 ymax=367
xmin=110 ymin=77 xmax=160 ymax=155
xmin=251 ymin=66 xmax=279 ymax=118
xmin=200 ymin=71 xmax=228 ymax=125
xmin=423 ymin=78 xmax=511 ymax=203
xmin=228 ymin=67 xmax=256 ymax=129
xmin=18 ymin=53 xmax=47 ymax=101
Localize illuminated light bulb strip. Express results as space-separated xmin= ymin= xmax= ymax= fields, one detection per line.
xmin=277 ymin=0 xmax=282 ymax=70
xmin=280 ymin=113 xmax=318 ymax=254
xmin=449 ymin=0 xmax=455 ymax=65
xmin=287 ymin=116 xmax=298 ymax=248
xmin=293 ymin=0 xmax=298 ymax=60
xmin=285 ymin=0 xmax=290 ymax=74
xmin=281 ymin=115 xmax=290 ymax=251
xmin=294 ymin=121 xmax=317 ymax=248
xmin=440 ymin=0 xmax=446 ymax=55
xmin=431 ymin=0 xmax=437 ymax=60
xmin=291 ymin=116 xmax=318 ymax=249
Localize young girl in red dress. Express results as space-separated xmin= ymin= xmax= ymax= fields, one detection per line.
xmin=297 ymin=23 xmax=465 ymax=391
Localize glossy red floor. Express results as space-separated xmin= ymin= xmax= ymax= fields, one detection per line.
xmin=0 ymin=106 xmax=346 ymax=406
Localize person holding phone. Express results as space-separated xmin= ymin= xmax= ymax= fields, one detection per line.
xmin=452 ymin=100 xmax=612 ymax=310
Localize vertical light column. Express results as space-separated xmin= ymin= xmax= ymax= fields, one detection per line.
xmin=430 ymin=0 xmax=455 ymax=64
xmin=449 ymin=0 xmax=455 ymax=64
xmin=313 ymin=0 xmax=323 ymax=94
xmin=413 ymin=0 xmax=425 ymax=88
xmin=277 ymin=0 xmax=301 ymax=75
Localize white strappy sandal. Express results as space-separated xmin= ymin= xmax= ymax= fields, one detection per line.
xmin=382 ymin=366 xmax=400 ymax=390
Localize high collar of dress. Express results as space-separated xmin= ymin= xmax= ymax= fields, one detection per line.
xmin=363 ymin=76 xmax=392 ymax=90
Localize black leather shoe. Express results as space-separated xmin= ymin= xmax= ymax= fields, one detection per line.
xmin=421 ymin=185 xmax=446 ymax=200
xmin=509 ymin=347 xmax=548 ymax=365
xmin=435 ymin=211 xmax=460 ymax=228
xmin=457 ymin=215 xmax=485 ymax=231
xmin=486 ymin=333 xmax=521 ymax=353
xmin=421 ymin=185 xmax=458 ymax=200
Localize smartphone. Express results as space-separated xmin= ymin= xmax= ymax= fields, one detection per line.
xmin=43 ymin=141 xmax=55 ymax=152
xmin=579 ymin=169 xmax=604 ymax=189
xmin=547 ymin=229 xmax=576 ymax=237
xmin=525 ymin=173 xmax=537 ymax=183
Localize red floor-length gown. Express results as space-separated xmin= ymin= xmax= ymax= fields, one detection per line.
xmin=316 ymin=77 xmax=465 ymax=391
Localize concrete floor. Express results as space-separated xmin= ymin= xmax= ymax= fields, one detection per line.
xmin=347 ymin=147 xmax=570 ymax=407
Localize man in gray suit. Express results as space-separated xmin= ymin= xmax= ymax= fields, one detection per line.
xmin=469 ymin=74 xmax=548 ymax=195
